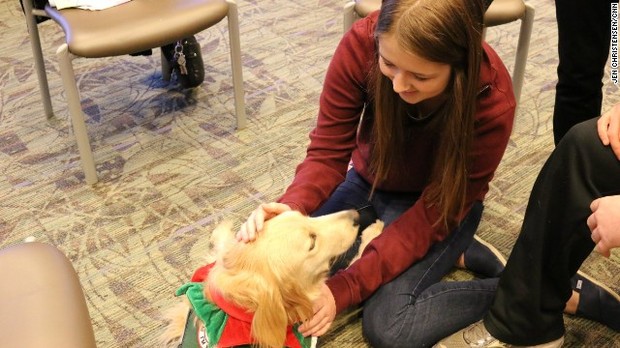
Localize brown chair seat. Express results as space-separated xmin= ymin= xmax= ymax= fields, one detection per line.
xmin=0 ymin=242 xmax=96 ymax=348
xmin=484 ymin=0 xmax=527 ymax=27
xmin=353 ymin=0 xmax=380 ymax=18
xmin=45 ymin=0 xmax=229 ymax=58
xmin=344 ymin=0 xmax=529 ymax=27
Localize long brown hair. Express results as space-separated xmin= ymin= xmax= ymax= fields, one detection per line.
xmin=370 ymin=0 xmax=484 ymax=229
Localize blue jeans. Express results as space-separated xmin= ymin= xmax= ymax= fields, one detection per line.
xmin=313 ymin=169 xmax=498 ymax=348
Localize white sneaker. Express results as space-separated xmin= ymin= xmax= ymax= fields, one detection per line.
xmin=433 ymin=320 xmax=564 ymax=348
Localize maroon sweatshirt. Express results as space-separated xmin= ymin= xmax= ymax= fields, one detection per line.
xmin=278 ymin=11 xmax=516 ymax=313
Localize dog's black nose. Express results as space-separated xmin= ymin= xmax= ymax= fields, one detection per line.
xmin=349 ymin=209 xmax=360 ymax=227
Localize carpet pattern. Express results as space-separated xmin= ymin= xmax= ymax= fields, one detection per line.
xmin=1 ymin=0 xmax=619 ymax=346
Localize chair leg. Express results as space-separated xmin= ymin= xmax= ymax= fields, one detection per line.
xmin=56 ymin=44 xmax=98 ymax=185
xmin=512 ymin=3 xmax=535 ymax=106
xmin=23 ymin=3 xmax=53 ymax=119
xmin=226 ymin=0 xmax=247 ymax=130
xmin=343 ymin=1 xmax=357 ymax=33
xmin=161 ymin=48 xmax=172 ymax=82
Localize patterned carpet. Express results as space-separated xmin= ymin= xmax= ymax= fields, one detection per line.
xmin=1 ymin=0 xmax=619 ymax=346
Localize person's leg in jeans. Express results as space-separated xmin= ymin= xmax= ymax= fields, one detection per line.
xmin=553 ymin=0 xmax=611 ymax=144
xmin=311 ymin=169 xmax=382 ymax=272
xmin=314 ymin=169 xmax=504 ymax=347
xmin=484 ymin=118 xmax=620 ymax=345
xmin=362 ymin=201 xmax=500 ymax=348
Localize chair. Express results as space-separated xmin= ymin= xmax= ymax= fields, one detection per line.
xmin=343 ymin=0 xmax=380 ymax=32
xmin=343 ymin=0 xmax=535 ymax=106
xmin=0 ymin=242 xmax=97 ymax=348
xmin=483 ymin=0 xmax=535 ymax=106
xmin=22 ymin=0 xmax=246 ymax=185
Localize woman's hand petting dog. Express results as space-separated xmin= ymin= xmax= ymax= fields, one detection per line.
xmin=298 ymin=284 xmax=337 ymax=338
xmin=237 ymin=202 xmax=291 ymax=242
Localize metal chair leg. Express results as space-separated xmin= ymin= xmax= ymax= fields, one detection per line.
xmin=226 ymin=0 xmax=247 ymax=130
xmin=343 ymin=1 xmax=357 ymax=33
xmin=23 ymin=3 xmax=53 ymax=119
xmin=512 ymin=2 xmax=535 ymax=106
xmin=161 ymin=48 xmax=172 ymax=82
xmin=56 ymin=44 xmax=98 ymax=185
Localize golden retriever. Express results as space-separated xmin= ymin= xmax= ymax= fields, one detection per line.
xmin=161 ymin=209 xmax=383 ymax=348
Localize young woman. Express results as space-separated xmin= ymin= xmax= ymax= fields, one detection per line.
xmin=239 ymin=0 xmax=515 ymax=346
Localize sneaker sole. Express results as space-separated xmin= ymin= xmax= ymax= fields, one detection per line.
xmin=527 ymin=336 xmax=565 ymax=348
xmin=474 ymin=234 xmax=507 ymax=267
xmin=434 ymin=336 xmax=564 ymax=348
xmin=432 ymin=322 xmax=564 ymax=348
xmin=576 ymin=270 xmax=620 ymax=302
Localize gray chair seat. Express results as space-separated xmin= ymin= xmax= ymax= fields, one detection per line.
xmin=45 ymin=0 xmax=230 ymax=58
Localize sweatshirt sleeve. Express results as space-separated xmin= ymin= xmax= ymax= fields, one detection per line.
xmin=326 ymin=54 xmax=517 ymax=313
xmin=277 ymin=18 xmax=376 ymax=214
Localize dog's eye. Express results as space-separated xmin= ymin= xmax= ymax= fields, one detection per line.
xmin=309 ymin=233 xmax=317 ymax=251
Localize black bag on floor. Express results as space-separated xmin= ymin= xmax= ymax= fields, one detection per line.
xmin=20 ymin=0 xmax=51 ymax=23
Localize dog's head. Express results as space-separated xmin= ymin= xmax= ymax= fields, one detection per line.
xmin=207 ymin=209 xmax=360 ymax=348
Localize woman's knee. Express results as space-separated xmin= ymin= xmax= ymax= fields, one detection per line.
xmin=362 ymin=298 xmax=404 ymax=348
xmin=362 ymin=307 xmax=429 ymax=348
xmin=362 ymin=314 xmax=405 ymax=348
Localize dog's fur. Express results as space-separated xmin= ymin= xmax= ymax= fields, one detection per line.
xmin=162 ymin=209 xmax=383 ymax=348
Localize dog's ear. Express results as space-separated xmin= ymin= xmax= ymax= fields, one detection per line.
xmin=251 ymin=276 xmax=314 ymax=348
xmin=279 ymin=279 xmax=314 ymax=323
xmin=251 ymin=286 xmax=289 ymax=348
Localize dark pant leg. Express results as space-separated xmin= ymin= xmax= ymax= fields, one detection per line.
xmin=311 ymin=169 xmax=373 ymax=216
xmin=484 ymin=118 xmax=620 ymax=345
xmin=362 ymin=202 xmax=494 ymax=348
xmin=553 ymin=0 xmax=612 ymax=144
xmin=311 ymin=169 xmax=379 ymax=273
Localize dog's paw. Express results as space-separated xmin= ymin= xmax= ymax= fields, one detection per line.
xmin=349 ymin=220 xmax=384 ymax=265
xmin=361 ymin=220 xmax=384 ymax=243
